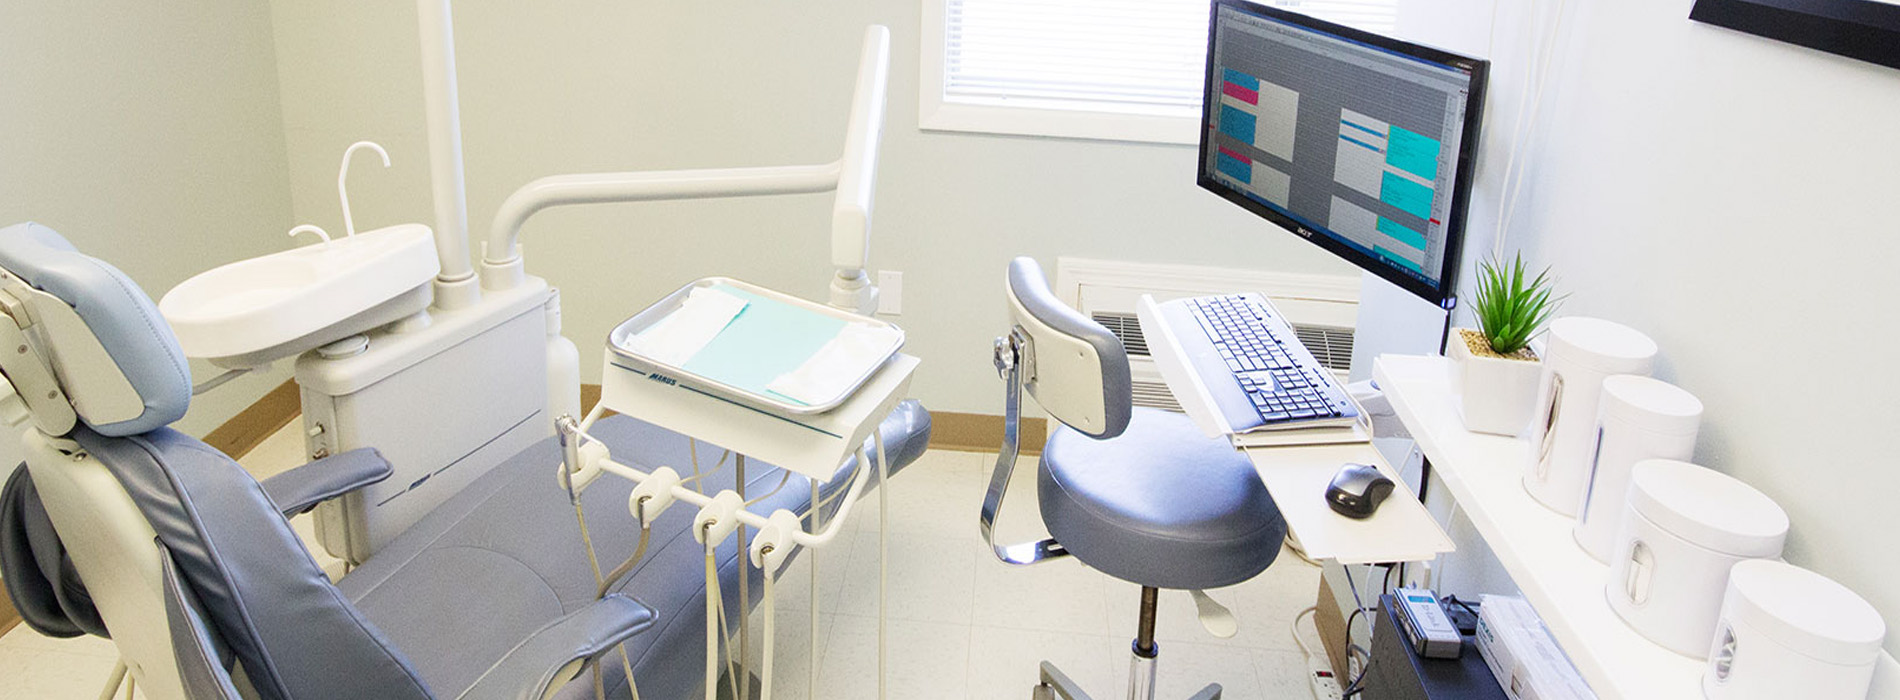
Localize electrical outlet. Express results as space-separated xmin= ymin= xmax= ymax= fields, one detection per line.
xmin=876 ymin=270 xmax=903 ymax=315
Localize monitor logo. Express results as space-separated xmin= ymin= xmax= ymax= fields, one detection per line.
xmin=646 ymin=372 xmax=678 ymax=387
xmin=1297 ymin=227 xmax=1314 ymax=238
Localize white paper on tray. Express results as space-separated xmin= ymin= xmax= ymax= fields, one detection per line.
xmin=767 ymin=322 xmax=901 ymax=404
xmin=621 ymin=286 xmax=749 ymax=366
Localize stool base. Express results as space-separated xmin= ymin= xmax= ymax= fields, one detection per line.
xmin=1029 ymin=586 xmax=1223 ymax=700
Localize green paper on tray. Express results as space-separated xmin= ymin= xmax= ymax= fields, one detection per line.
xmin=680 ymin=284 xmax=847 ymax=405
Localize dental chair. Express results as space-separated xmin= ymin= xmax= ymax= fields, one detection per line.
xmin=0 ymin=221 xmax=931 ymax=699
xmin=982 ymin=257 xmax=1287 ymax=700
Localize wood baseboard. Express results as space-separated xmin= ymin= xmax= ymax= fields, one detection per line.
xmin=203 ymin=380 xmax=302 ymax=460
xmin=581 ymin=384 xmax=602 ymax=415
xmin=1316 ymin=574 xmax=1352 ymax=682
xmin=926 ymin=411 xmax=1045 ymax=455
xmin=0 ymin=591 xmax=19 ymax=637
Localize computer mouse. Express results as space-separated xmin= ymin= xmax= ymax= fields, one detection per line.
xmin=1326 ymin=462 xmax=1394 ymax=519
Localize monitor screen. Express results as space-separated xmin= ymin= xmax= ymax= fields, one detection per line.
xmin=1198 ymin=0 xmax=1487 ymax=305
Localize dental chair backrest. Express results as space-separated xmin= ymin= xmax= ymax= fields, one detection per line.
xmin=0 ymin=223 xmax=433 ymax=700
xmin=1002 ymin=257 xmax=1132 ymax=439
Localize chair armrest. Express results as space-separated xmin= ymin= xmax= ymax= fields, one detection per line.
xmin=258 ymin=448 xmax=392 ymax=518
xmin=455 ymin=594 xmax=657 ymax=700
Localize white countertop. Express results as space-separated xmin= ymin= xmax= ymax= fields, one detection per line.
xmin=1374 ymin=353 xmax=1705 ymax=699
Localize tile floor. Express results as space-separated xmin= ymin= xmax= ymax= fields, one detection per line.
xmin=0 ymin=423 xmax=1330 ymax=699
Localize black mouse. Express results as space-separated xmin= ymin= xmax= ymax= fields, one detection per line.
xmin=1326 ymin=462 xmax=1394 ymax=519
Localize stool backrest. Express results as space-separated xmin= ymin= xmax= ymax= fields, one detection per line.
xmin=1003 ymin=257 xmax=1131 ymax=439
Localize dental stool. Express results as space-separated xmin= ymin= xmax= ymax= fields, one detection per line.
xmin=983 ymin=258 xmax=1286 ymax=700
xmin=0 ymin=222 xmax=932 ymax=700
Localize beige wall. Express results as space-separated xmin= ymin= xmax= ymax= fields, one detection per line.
xmin=264 ymin=0 xmax=1357 ymax=420
xmin=0 ymin=0 xmax=297 ymax=437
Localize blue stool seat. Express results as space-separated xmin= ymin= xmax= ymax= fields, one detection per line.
xmin=1037 ymin=407 xmax=1286 ymax=591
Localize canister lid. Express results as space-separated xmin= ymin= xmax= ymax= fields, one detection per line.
xmin=1724 ymin=560 xmax=1886 ymax=666
xmin=1599 ymin=375 xmax=1703 ymax=435
xmin=1627 ymin=460 xmax=1787 ymax=557
xmin=1546 ymin=317 xmax=1657 ymax=373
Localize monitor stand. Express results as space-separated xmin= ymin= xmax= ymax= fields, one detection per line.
xmin=1348 ymin=271 xmax=1452 ymax=384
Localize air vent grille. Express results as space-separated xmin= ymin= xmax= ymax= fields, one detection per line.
xmin=1091 ymin=312 xmax=1150 ymax=357
xmin=1131 ymin=381 xmax=1182 ymax=412
xmin=1092 ymin=311 xmax=1355 ymax=373
xmin=1294 ymin=325 xmax=1355 ymax=372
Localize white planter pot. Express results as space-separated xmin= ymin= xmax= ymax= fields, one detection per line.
xmin=1449 ymin=328 xmax=1543 ymax=436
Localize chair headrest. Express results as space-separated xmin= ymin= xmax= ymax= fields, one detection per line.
xmin=1004 ymin=257 xmax=1132 ymax=439
xmin=0 ymin=223 xmax=189 ymax=436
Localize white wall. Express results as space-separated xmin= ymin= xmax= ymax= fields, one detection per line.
xmin=1422 ymin=0 xmax=1900 ymax=657
xmin=268 ymin=0 xmax=1900 ymax=655
xmin=264 ymin=0 xmax=1358 ymax=419
xmin=0 ymin=0 xmax=297 ymax=437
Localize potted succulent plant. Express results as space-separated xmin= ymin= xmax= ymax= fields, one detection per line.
xmin=1449 ymin=254 xmax=1562 ymax=436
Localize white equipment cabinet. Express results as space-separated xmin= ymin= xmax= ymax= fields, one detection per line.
xmin=298 ymin=281 xmax=554 ymax=562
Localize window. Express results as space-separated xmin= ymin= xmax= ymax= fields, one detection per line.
xmin=920 ymin=0 xmax=1399 ymax=144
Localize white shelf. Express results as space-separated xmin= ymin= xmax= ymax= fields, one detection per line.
xmin=1373 ymin=354 xmax=1703 ymax=700
xmin=1242 ymin=439 xmax=1453 ymax=565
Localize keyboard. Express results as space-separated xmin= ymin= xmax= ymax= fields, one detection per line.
xmin=1187 ymin=294 xmax=1358 ymax=429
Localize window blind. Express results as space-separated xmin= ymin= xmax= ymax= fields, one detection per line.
xmin=941 ymin=0 xmax=1398 ymax=114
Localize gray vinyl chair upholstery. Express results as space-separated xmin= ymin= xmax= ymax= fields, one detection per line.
xmin=1037 ymin=408 xmax=1285 ymax=590
xmin=999 ymin=257 xmax=1285 ymax=590
xmin=1002 ymin=256 xmax=1131 ymax=439
xmin=990 ymin=257 xmax=1284 ymax=698
xmin=0 ymin=222 xmax=189 ymax=436
xmin=0 ymin=223 xmax=935 ymax=700
xmin=350 ymin=404 xmax=929 ymax=700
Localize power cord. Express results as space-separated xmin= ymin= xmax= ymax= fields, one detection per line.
xmin=1339 ymin=563 xmax=1390 ymax=697
xmin=1490 ymin=0 xmax=1576 ymax=261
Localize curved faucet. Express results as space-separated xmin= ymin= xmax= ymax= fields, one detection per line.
xmin=338 ymin=141 xmax=392 ymax=238
xmin=288 ymin=225 xmax=333 ymax=246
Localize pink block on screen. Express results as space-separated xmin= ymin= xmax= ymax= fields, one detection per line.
xmin=1221 ymin=82 xmax=1258 ymax=104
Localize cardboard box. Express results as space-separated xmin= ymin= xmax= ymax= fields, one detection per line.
xmin=1475 ymin=596 xmax=1596 ymax=700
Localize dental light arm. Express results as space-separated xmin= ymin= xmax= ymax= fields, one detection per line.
xmin=481 ymin=26 xmax=892 ymax=314
xmin=827 ymin=25 xmax=890 ymax=313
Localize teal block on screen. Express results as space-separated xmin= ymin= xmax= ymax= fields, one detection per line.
xmin=1222 ymin=68 xmax=1260 ymax=91
xmin=1385 ymin=126 xmax=1442 ymax=181
xmin=1217 ymin=153 xmax=1252 ymax=183
xmin=1378 ymin=217 xmax=1427 ymax=251
xmin=1220 ymin=105 xmax=1256 ymax=142
xmin=1380 ymin=173 xmax=1434 ymax=220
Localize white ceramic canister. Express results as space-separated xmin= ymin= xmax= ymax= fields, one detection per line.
xmin=1525 ymin=317 xmax=1657 ymax=515
xmin=1573 ymin=376 xmax=1702 ymax=562
xmin=1606 ymin=460 xmax=1789 ymax=658
xmin=1704 ymin=560 xmax=1886 ymax=700
xmin=1611 ymin=462 xmax=1786 ymax=658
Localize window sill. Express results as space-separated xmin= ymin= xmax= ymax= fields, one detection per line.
xmin=918 ymin=99 xmax=1203 ymax=146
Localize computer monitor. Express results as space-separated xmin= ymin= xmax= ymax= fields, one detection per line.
xmin=1197 ymin=0 xmax=1488 ymax=305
